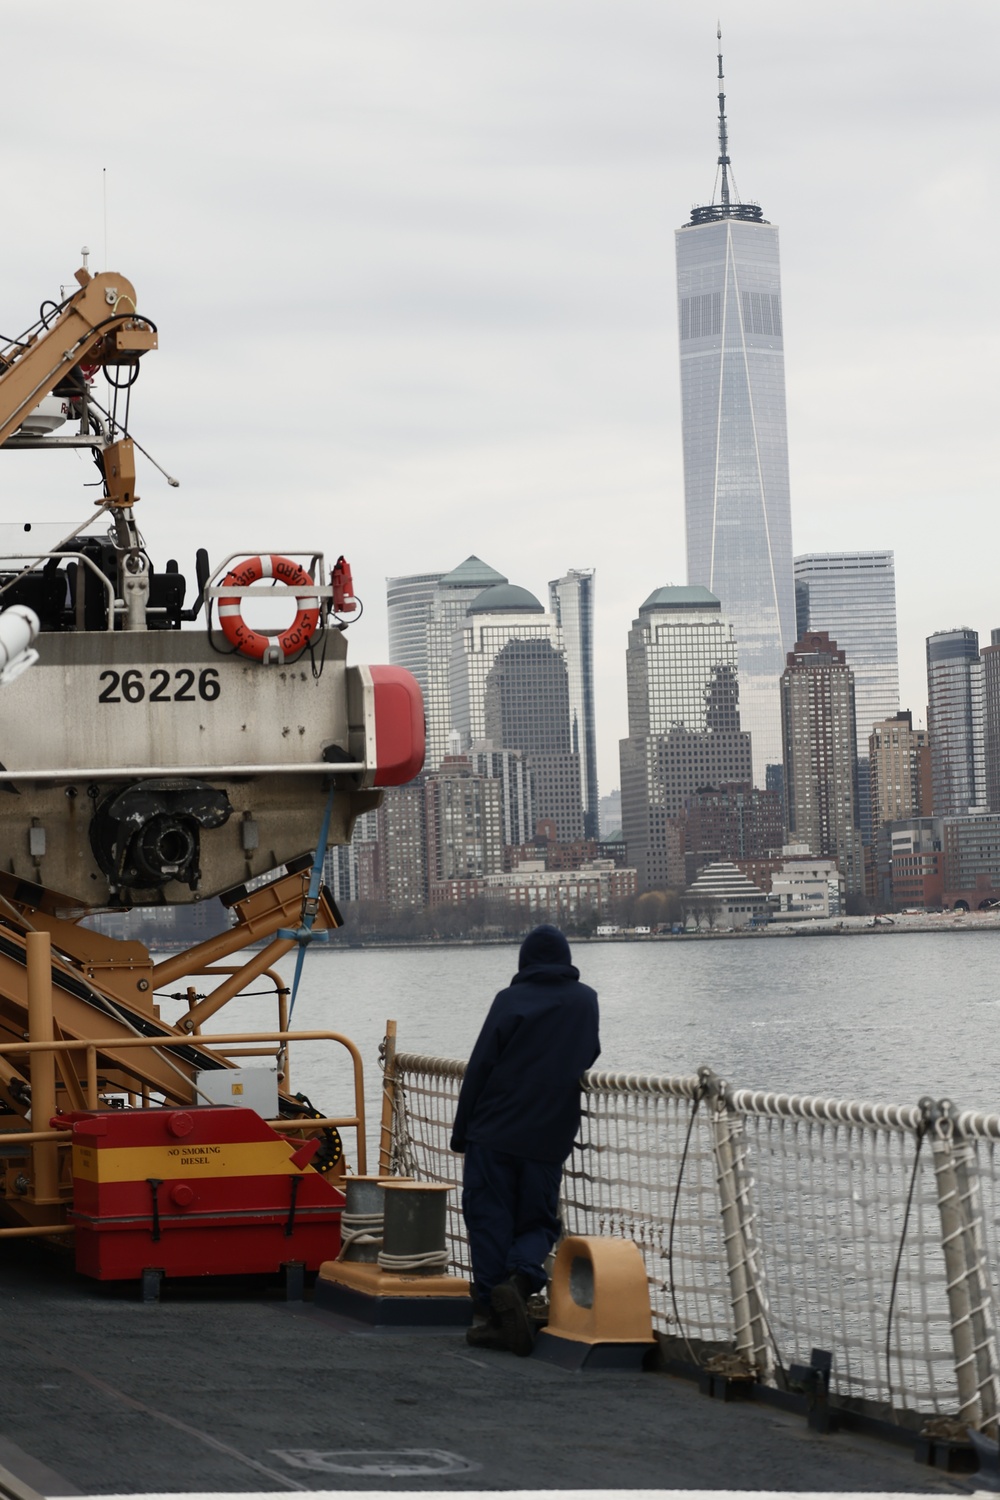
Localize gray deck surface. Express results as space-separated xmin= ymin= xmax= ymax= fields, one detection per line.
xmin=0 ymin=1243 xmax=970 ymax=1495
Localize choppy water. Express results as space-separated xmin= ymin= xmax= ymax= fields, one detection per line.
xmin=155 ymin=931 xmax=1000 ymax=1160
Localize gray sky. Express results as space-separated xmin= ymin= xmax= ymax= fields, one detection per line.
xmin=4 ymin=1 xmax=998 ymax=795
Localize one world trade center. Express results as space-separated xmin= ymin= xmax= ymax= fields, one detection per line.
xmin=676 ymin=34 xmax=795 ymax=784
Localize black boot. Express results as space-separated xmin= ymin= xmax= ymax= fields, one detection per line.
xmin=490 ymin=1272 xmax=535 ymax=1357
xmin=466 ymin=1311 xmax=508 ymax=1351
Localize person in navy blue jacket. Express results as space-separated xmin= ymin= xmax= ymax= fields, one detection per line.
xmin=450 ymin=924 xmax=600 ymax=1354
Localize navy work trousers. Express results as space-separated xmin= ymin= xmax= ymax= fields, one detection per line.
xmin=461 ymin=1140 xmax=562 ymax=1308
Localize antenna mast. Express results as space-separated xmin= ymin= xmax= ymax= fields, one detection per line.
xmin=716 ymin=26 xmax=731 ymax=210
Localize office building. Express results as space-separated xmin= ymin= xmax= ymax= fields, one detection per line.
xmin=794 ymin=551 xmax=899 ymax=844
xmin=779 ymin=632 xmax=862 ymax=894
xmin=926 ymin=629 xmax=985 ymax=816
xmin=484 ymin=636 xmax=583 ymax=841
xmin=385 ymin=572 xmax=442 ymax=699
xmin=386 ymin=556 xmax=508 ymax=770
xmin=549 ymin=569 xmax=599 ymax=838
xmin=449 ymin=584 xmax=556 ymax=747
xmin=619 ymin=585 xmax=752 ymax=891
xmin=676 ymin=38 xmax=795 ymax=783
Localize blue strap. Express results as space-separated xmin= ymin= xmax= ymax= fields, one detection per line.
xmin=278 ymin=785 xmax=336 ymax=1021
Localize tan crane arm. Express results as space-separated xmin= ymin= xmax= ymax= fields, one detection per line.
xmin=0 ymin=268 xmax=156 ymax=453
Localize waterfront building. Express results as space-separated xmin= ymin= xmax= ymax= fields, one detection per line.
xmin=432 ymin=858 xmax=638 ymax=924
xmin=925 ymin=629 xmax=985 ymax=816
xmin=549 ymin=569 xmax=599 ymax=838
xmin=884 ymin=817 xmax=943 ymax=910
xmin=619 ymin=585 xmax=752 ymax=891
xmin=769 ymin=848 xmax=845 ymax=919
xmin=682 ymin=860 xmax=769 ymax=930
xmin=676 ymin=38 xmax=795 ymax=784
xmin=941 ymin=811 xmax=1000 ymax=908
xmin=683 ymin=781 xmax=784 ymax=883
xmin=794 ymin=551 xmax=899 ymax=844
xmin=779 ymin=632 xmax=862 ymax=895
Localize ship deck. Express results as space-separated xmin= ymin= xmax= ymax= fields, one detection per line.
xmin=0 ymin=1241 xmax=969 ymax=1497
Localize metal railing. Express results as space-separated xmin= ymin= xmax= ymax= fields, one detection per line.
xmin=389 ymin=1048 xmax=1000 ymax=1433
xmin=0 ymin=1027 xmax=367 ymax=1225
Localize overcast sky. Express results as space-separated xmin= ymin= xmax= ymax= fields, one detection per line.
xmin=4 ymin=1 xmax=999 ymax=795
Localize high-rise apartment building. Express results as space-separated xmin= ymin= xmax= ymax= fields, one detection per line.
xmin=926 ymin=629 xmax=985 ymax=816
xmin=780 ymin=632 xmax=862 ymax=894
xmin=980 ymin=629 xmax=1000 ymax=813
xmin=468 ymin=743 xmax=535 ymax=849
xmin=794 ymin=551 xmax=899 ymax=845
xmin=423 ymin=759 xmax=503 ymax=887
xmin=676 ymin=39 xmax=795 ymax=784
xmin=619 ymin=585 xmax=752 ymax=891
xmin=868 ymin=712 xmax=931 ymax=828
xmin=548 ymin=569 xmax=598 ymax=838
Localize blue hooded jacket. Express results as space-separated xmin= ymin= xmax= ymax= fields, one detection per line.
xmin=450 ymin=925 xmax=600 ymax=1164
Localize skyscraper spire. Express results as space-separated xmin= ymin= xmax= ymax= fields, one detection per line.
xmin=688 ymin=28 xmax=764 ymax=226
xmin=716 ymin=26 xmax=731 ymax=210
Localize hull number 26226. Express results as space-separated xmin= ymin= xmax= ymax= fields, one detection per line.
xmin=98 ymin=668 xmax=221 ymax=704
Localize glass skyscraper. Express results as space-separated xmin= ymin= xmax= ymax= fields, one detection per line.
xmin=794 ymin=550 xmax=900 ymax=843
xmin=926 ymin=628 xmax=985 ymax=816
xmin=548 ymin=569 xmax=598 ymax=838
xmin=676 ymin=40 xmax=795 ymax=785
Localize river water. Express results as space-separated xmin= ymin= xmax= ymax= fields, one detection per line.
xmin=156 ymin=930 xmax=1000 ymax=1158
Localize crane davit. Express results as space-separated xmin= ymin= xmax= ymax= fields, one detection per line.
xmin=0 ymin=259 xmax=424 ymax=1280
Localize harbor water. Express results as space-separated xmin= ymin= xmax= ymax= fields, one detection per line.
xmin=158 ymin=930 xmax=1000 ymax=1164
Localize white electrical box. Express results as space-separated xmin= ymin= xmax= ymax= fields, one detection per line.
xmin=194 ymin=1065 xmax=279 ymax=1118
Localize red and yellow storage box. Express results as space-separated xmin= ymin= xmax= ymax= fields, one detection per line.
xmin=59 ymin=1105 xmax=344 ymax=1280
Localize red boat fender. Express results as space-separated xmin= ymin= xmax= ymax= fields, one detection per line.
xmin=366 ymin=665 xmax=425 ymax=786
xmin=218 ymin=555 xmax=320 ymax=664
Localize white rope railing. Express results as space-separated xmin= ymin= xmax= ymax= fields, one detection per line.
xmin=389 ymin=1046 xmax=1000 ymax=1430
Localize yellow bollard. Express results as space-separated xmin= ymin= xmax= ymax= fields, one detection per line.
xmin=533 ymin=1235 xmax=656 ymax=1371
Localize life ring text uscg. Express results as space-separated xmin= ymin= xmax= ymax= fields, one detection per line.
xmin=218 ymin=555 xmax=321 ymax=664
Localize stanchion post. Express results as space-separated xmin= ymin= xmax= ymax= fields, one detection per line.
xmin=925 ymin=1098 xmax=1000 ymax=1436
xmin=26 ymin=930 xmax=59 ymax=1204
xmin=704 ymin=1070 xmax=774 ymax=1383
xmin=379 ymin=1019 xmax=398 ymax=1177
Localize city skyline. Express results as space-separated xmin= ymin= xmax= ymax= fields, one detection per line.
xmin=3 ymin=7 xmax=997 ymax=805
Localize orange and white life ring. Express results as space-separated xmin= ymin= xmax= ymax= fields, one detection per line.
xmin=218 ymin=555 xmax=321 ymax=664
